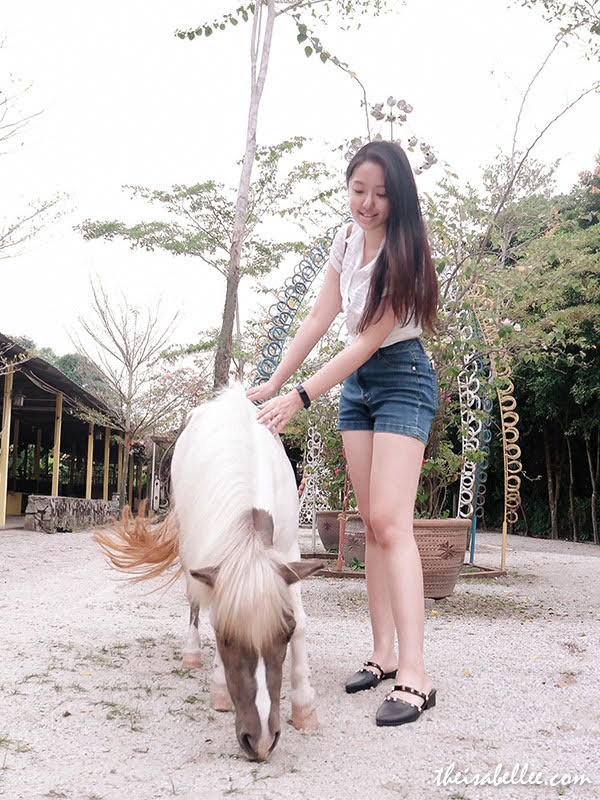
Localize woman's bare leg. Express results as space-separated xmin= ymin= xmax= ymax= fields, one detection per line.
xmin=368 ymin=432 xmax=432 ymax=706
xmin=342 ymin=430 xmax=396 ymax=674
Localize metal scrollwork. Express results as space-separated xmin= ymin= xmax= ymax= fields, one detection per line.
xmin=298 ymin=423 xmax=329 ymax=526
xmin=456 ymin=337 xmax=483 ymax=519
xmin=250 ymin=226 xmax=343 ymax=387
xmin=476 ymin=369 xmax=494 ymax=520
xmin=470 ymin=285 xmax=522 ymax=530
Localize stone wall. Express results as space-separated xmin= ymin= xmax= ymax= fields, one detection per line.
xmin=24 ymin=495 xmax=119 ymax=533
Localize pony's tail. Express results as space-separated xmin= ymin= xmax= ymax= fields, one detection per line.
xmin=94 ymin=502 xmax=182 ymax=588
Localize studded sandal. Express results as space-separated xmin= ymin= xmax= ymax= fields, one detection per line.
xmin=345 ymin=661 xmax=398 ymax=694
xmin=375 ymin=684 xmax=437 ymax=726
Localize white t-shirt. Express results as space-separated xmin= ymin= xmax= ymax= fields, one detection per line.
xmin=329 ymin=223 xmax=422 ymax=347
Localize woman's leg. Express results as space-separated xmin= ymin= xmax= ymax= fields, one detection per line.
xmin=368 ymin=431 xmax=432 ymax=706
xmin=342 ymin=430 xmax=396 ymax=674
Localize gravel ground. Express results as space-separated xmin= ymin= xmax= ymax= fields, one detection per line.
xmin=0 ymin=524 xmax=598 ymax=800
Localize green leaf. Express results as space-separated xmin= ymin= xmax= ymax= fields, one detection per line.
xmin=304 ymin=45 xmax=313 ymax=57
xmin=187 ymin=31 xmax=195 ymax=40
xmin=297 ymin=32 xmax=308 ymax=42
xmin=205 ymin=26 xmax=212 ymax=36
xmin=177 ymin=32 xmax=186 ymax=39
xmin=195 ymin=28 xmax=203 ymax=36
xmin=320 ymin=52 xmax=329 ymax=63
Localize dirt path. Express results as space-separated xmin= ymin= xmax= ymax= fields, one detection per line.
xmin=0 ymin=527 xmax=598 ymax=800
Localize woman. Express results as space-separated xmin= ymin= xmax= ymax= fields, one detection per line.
xmin=246 ymin=140 xmax=439 ymax=727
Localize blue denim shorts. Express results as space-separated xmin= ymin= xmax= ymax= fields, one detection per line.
xmin=337 ymin=338 xmax=439 ymax=444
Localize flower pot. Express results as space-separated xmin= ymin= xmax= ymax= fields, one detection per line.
xmin=340 ymin=515 xmax=470 ymax=598
xmin=343 ymin=513 xmax=367 ymax=567
xmin=315 ymin=510 xmax=341 ymax=552
xmin=414 ymin=518 xmax=471 ymax=599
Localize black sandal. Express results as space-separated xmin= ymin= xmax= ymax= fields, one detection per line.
xmin=375 ymin=684 xmax=437 ymax=726
xmin=345 ymin=661 xmax=397 ymax=694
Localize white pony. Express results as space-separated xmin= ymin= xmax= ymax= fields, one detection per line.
xmin=96 ymin=384 xmax=320 ymax=761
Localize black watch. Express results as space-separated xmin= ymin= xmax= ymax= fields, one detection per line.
xmin=295 ymin=384 xmax=311 ymax=409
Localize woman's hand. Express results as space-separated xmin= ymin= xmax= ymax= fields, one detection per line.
xmin=254 ymin=389 xmax=304 ymax=436
xmin=246 ymin=378 xmax=279 ymax=405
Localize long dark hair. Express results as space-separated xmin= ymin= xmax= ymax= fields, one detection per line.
xmin=346 ymin=141 xmax=438 ymax=334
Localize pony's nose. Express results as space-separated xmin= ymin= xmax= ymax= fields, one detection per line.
xmin=239 ymin=730 xmax=280 ymax=761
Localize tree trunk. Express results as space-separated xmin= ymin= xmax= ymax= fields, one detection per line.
xmin=520 ymin=497 xmax=529 ymax=536
xmin=543 ymin=426 xmax=560 ymax=540
xmin=565 ymin=433 xmax=577 ymax=542
xmin=596 ymin=424 xmax=600 ymax=544
xmin=119 ymin=432 xmax=130 ymax=511
xmin=213 ymin=0 xmax=276 ymax=389
xmin=584 ymin=433 xmax=599 ymax=545
xmin=235 ymin=299 xmax=246 ymax=381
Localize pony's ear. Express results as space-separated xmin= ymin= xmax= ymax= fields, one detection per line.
xmin=278 ymin=559 xmax=323 ymax=585
xmin=189 ymin=566 xmax=219 ymax=587
xmin=252 ymin=507 xmax=274 ymax=547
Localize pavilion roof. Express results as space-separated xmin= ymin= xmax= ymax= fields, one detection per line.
xmin=1 ymin=332 xmax=112 ymax=420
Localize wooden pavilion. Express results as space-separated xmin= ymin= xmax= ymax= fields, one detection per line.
xmin=0 ymin=334 xmax=128 ymax=527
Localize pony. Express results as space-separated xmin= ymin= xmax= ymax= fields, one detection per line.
xmin=95 ymin=384 xmax=321 ymax=761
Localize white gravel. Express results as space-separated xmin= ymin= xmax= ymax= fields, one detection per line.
xmin=0 ymin=524 xmax=598 ymax=800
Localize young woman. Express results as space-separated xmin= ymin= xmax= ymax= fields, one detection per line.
xmin=246 ymin=140 xmax=439 ymax=727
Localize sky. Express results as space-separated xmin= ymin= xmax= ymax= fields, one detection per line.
xmin=1 ymin=0 xmax=599 ymax=357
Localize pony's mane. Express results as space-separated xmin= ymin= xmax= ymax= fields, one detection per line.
xmin=208 ymin=510 xmax=292 ymax=652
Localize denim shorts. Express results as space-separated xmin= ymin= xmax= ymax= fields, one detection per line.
xmin=337 ymin=338 xmax=439 ymax=444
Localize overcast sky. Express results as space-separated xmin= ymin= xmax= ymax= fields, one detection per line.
xmin=2 ymin=0 xmax=599 ymax=357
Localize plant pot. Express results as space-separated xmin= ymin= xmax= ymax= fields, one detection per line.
xmin=315 ymin=510 xmax=341 ymax=552
xmin=343 ymin=513 xmax=368 ymax=567
xmin=414 ymin=518 xmax=471 ymax=599
xmin=340 ymin=515 xmax=470 ymax=599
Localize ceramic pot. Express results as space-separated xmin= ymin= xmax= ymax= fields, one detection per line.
xmin=340 ymin=514 xmax=470 ymax=598
xmin=315 ymin=509 xmax=341 ymax=551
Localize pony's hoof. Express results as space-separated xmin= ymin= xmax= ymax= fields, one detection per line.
xmin=210 ymin=686 xmax=234 ymax=712
xmin=292 ymin=705 xmax=319 ymax=731
xmin=182 ymin=651 xmax=203 ymax=669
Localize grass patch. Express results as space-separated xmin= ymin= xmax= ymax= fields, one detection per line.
xmin=94 ymin=701 xmax=142 ymax=731
xmin=171 ymin=667 xmax=194 ymax=679
xmin=136 ymin=637 xmax=156 ymax=649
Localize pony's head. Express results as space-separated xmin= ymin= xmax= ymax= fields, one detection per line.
xmin=190 ymin=510 xmax=321 ymax=761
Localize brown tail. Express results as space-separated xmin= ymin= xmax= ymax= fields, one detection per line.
xmin=94 ymin=502 xmax=182 ymax=587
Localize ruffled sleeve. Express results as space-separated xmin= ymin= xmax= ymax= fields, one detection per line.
xmin=328 ymin=223 xmax=352 ymax=273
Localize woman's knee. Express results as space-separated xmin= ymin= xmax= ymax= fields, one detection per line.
xmin=369 ymin=511 xmax=414 ymax=549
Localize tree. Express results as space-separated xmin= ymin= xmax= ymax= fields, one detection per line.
xmin=177 ymin=0 xmax=390 ymax=388
xmin=72 ymin=281 xmax=208 ymax=509
xmin=517 ymin=0 xmax=600 ymax=59
xmin=493 ymin=162 xmax=600 ymax=542
xmin=78 ymin=139 xmax=341 ymax=382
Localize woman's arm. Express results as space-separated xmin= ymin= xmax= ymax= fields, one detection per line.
xmin=246 ymin=264 xmax=342 ymax=402
xmin=255 ymin=303 xmax=398 ymax=434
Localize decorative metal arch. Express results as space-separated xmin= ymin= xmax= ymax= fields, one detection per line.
xmin=469 ymin=284 xmax=522 ymax=570
xmin=249 ymin=226 xmax=341 ymax=385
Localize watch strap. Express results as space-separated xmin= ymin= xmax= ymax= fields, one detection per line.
xmin=295 ymin=384 xmax=311 ymax=409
